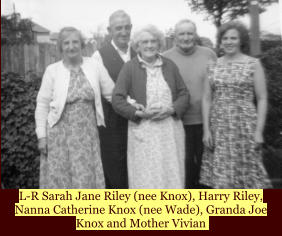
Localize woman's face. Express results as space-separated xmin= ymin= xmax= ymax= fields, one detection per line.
xmin=61 ymin=31 xmax=82 ymax=60
xmin=221 ymin=28 xmax=241 ymax=56
xmin=137 ymin=31 xmax=159 ymax=62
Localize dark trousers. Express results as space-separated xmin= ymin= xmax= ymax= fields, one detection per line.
xmin=98 ymin=126 xmax=128 ymax=189
xmin=184 ymin=124 xmax=204 ymax=189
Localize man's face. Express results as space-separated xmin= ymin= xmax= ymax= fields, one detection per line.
xmin=108 ymin=16 xmax=132 ymax=49
xmin=175 ymin=22 xmax=196 ymax=52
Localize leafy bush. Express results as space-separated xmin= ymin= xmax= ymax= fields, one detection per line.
xmin=1 ymin=73 xmax=41 ymax=188
xmin=261 ymin=39 xmax=282 ymax=53
xmin=1 ymin=15 xmax=34 ymax=45
xmin=261 ymin=46 xmax=282 ymax=149
xmin=260 ymin=46 xmax=282 ymax=188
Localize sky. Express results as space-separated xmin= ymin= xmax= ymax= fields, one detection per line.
xmin=1 ymin=0 xmax=282 ymax=43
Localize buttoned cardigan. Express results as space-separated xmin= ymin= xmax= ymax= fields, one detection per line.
xmin=112 ymin=56 xmax=190 ymax=122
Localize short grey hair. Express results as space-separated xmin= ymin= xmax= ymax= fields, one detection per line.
xmin=174 ymin=19 xmax=197 ymax=34
xmin=131 ymin=25 xmax=165 ymax=52
xmin=109 ymin=10 xmax=131 ymax=27
xmin=57 ymin=27 xmax=85 ymax=53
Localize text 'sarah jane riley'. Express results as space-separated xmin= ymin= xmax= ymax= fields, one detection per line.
xmin=20 ymin=191 xmax=132 ymax=203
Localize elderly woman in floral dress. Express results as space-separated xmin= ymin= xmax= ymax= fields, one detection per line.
xmin=35 ymin=27 xmax=114 ymax=188
xmin=112 ymin=25 xmax=190 ymax=189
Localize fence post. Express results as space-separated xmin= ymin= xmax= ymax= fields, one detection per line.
xmin=23 ymin=44 xmax=30 ymax=76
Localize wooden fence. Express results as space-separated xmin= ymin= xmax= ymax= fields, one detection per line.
xmin=1 ymin=38 xmax=174 ymax=78
xmin=1 ymin=43 xmax=96 ymax=77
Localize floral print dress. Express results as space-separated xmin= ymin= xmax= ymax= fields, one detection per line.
xmin=40 ymin=68 xmax=105 ymax=189
xmin=200 ymin=56 xmax=272 ymax=189
xmin=127 ymin=57 xmax=185 ymax=189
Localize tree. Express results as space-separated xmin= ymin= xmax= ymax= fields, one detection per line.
xmin=1 ymin=14 xmax=34 ymax=45
xmin=197 ymin=36 xmax=214 ymax=49
xmin=185 ymin=0 xmax=278 ymax=27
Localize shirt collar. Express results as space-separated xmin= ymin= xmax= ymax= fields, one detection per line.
xmin=137 ymin=54 xmax=163 ymax=68
xmin=111 ymin=40 xmax=129 ymax=55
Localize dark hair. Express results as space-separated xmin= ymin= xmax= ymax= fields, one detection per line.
xmin=57 ymin=27 xmax=86 ymax=53
xmin=217 ymin=21 xmax=250 ymax=54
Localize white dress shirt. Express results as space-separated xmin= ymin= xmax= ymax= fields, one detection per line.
xmin=92 ymin=40 xmax=131 ymax=64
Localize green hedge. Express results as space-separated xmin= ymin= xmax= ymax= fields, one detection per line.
xmin=1 ymin=73 xmax=41 ymax=188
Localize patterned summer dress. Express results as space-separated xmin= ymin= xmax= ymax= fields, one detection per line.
xmin=40 ymin=68 xmax=105 ymax=189
xmin=127 ymin=57 xmax=185 ymax=189
xmin=200 ymin=56 xmax=272 ymax=189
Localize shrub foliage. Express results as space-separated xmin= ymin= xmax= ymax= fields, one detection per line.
xmin=1 ymin=15 xmax=34 ymax=45
xmin=261 ymin=46 xmax=282 ymax=149
xmin=1 ymin=73 xmax=41 ymax=188
xmin=261 ymin=39 xmax=282 ymax=53
xmin=261 ymin=46 xmax=282 ymax=187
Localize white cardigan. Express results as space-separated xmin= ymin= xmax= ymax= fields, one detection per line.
xmin=35 ymin=57 xmax=114 ymax=139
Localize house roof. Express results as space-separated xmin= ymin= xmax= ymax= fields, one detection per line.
xmin=32 ymin=22 xmax=50 ymax=33
xmin=261 ymin=31 xmax=282 ymax=41
xmin=50 ymin=32 xmax=59 ymax=40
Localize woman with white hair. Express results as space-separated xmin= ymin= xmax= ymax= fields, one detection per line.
xmin=112 ymin=25 xmax=189 ymax=188
xmin=35 ymin=27 xmax=114 ymax=188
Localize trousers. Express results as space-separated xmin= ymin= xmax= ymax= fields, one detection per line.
xmin=98 ymin=126 xmax=128 ymax=189
xmin=184 ymin=124 xmax=203 ymax=188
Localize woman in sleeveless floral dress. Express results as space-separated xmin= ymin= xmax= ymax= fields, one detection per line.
xmin=200 ymin=21 xmax=272 ymax=189
xmin=113 ymin=25 xmax=189 ymax=188
xmin=35 ymin=27 xmax=114 ymax=188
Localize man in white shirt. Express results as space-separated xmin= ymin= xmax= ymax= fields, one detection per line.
xmin=92 ymin=10 xmax=136 ymax=189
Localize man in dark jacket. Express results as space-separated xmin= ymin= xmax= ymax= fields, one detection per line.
xmin=92 ymin=10 xmax=136 ymax=189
